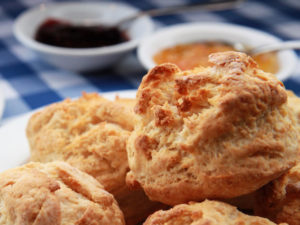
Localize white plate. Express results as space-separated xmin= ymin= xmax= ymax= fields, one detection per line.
xmin=138 ymin=22 xmax=298 ymax=81
xmin=0 ymin=90 xmax=136 ymax=172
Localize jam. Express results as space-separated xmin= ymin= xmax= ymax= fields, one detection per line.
xmin=35 ymin=18 xmax=129 ymax=48
xmin=153 ymin=42 xmax=279 ymax=74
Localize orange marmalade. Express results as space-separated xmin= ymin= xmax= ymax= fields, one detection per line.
xmin=153 ymin=42 xmax=279 ymax=74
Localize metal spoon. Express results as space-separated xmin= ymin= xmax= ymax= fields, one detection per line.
xmin=114 ymin=0 xmax=244 ymax=28
xmin=233 ymin=40 xmax=300 ymax=55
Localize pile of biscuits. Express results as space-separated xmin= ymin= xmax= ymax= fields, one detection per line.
xmin=1 ymin=51 xmax=300 ymax=225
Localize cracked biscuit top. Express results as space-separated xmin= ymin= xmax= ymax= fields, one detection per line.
xmin=0 ymin=161 xmax=125 ymax=225
xmin=144 ymin=200 xmax=280 ymax=225
xmin=26 ymin=93 xmax=135 ymax=194
xmin=26 ymin=93 xmax=164 ymax=225
xmin=126 ymin=51 xmax=299 ymax=205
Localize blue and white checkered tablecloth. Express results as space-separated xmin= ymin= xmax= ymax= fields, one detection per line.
xmin=0 ymin=0 xmax=300 ymax=120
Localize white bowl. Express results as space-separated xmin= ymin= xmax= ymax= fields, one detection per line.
xmin=14 ymin=2 xmax=154 ymax=71
xmin=138 ymin=22 xmax=297 ymax=81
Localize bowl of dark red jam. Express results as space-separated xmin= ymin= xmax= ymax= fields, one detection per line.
xmin=14 ymin=2 xmax=154 ymax=71
xmin=35 ymin=18 xmax=130 ymax=48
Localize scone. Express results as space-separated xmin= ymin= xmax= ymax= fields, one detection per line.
xmin=0 ymin=161 xmax=124 ymax=225
xmin=26 ymin=93 xmax=163 ymax=225
xmin=287 ymin=90 xmax=300 ymax=131
xmin=126 ymin=51 xmax=299 ymax=205
xmin=144 ymin=200 xmax=281 ymax=225
xmin=287 ymin=90 xmax=300 ymax=159
xmin=287 ymin=90 xmax=300 ymax=120
xmin=254 ymin=162 xmax=300 ymax=225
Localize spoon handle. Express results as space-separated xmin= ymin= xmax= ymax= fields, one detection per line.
xmin=250 ymin=40 xmax=300 ymax=55
xmin=118 ymin=0 xmax=244 ymax=27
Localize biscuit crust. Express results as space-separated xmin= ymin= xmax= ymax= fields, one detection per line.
xmin=287 ymin=90 xmax=300 ymax=134
xmin=254 ymin=162 xmax=300 ymax=225
xmin=144 ymin=200 xmax=279 ymax=225
xmin=0 ymin=162 xmax=125 ymax=225
xmin=26 ymin=93 xmax=163 ymax=225
xmin=127 ymin=51 xmax=298 ymax=205
xmin=27 ymin=93 xmax=132 ymax=194
xmin=287 ymin=90 xmax=300 ymax=121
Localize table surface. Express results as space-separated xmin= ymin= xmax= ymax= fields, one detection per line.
xmin=0 ymin=0 xmax=300 ymax=121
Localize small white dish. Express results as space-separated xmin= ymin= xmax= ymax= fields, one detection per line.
xmin=138 ymin=22 xmax=297 ymax=81
xmin=14 ymin=2 xmax=154 ymax=71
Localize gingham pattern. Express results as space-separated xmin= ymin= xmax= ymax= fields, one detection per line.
xmin=0 ymin=0 xmax=300 ymax=120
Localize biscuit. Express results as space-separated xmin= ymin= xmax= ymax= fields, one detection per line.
xmin=26 ymin=93 xmax=163 ymax=225
xmin=254 ymin=162 xmax=300 ymax=225
xmin=144 ymin=200 xmax=280 ymax=225
xmin=287 ymin=90 xmax=300 ymax=127
xmin=126 ymin=51 xmax=299 ymax=205
xmin=286 ymin=90 xmax=300 ymax=159
xmin=0 ymin=161 xmax=124 ymax=225
xmin=287 ymin=90 xmax=300 ymax=118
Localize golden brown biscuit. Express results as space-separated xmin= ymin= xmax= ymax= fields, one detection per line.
xmin=287 ymin=90 xmax=300 ymax=117
xmin=286 ymin=90 xmax=300 ymax=159
xmin=26 ymin=93 xmax=163 ymax=225
xmin=144 ymin=200 xmax=281 ymax=225
xmin=254 ymin=162 xmax=300 ymax=225
xmin=287 ymin=90 xmax=300 ymax=125
xmin=126 ymin=51 xmax=299 ymax=205
xmin=0 ymin=161 xmax=125 ymax=225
